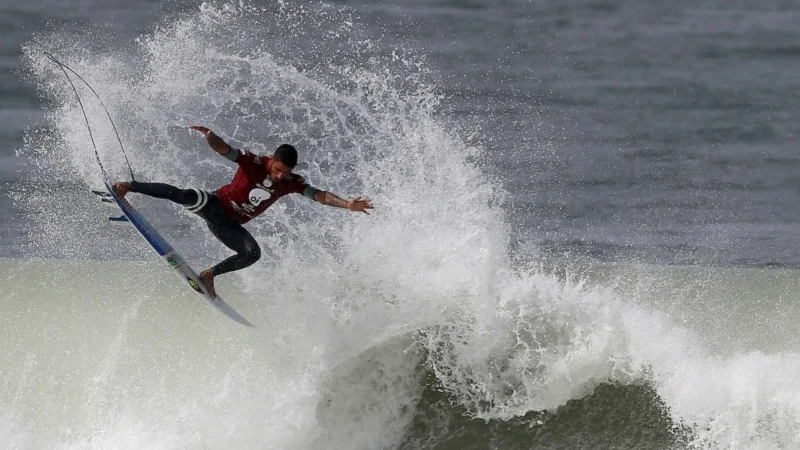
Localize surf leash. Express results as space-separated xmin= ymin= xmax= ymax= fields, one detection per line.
xmin=43 ymin=52 xmax=136 ymax=183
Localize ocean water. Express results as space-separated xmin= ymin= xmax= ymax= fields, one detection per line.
xmin=2 ymin=0 xmax=800 ymax=449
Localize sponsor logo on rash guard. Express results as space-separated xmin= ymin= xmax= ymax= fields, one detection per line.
xmin=248 ymin=188 xmax=271 ymax=206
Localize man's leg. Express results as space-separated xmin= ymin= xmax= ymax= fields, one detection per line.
xmin=113 ymin=181 xmax=205 ymax=210
xmin=199 ymin=222 xmax=261 ymax=297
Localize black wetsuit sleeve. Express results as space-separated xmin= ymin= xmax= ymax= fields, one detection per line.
xmin=302 ymin=185 xmax=320 ymax=200
xmin=223 ymin=147 xmax=239 ymax=162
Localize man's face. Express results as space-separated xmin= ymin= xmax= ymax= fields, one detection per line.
xmin=269 ymin=159 xmax=293 ymax=182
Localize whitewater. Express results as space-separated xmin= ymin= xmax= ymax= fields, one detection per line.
xmin=3 ymin=2 xmax=800 ymax=449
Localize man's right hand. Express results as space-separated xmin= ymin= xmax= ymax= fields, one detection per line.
xmin=189 ymin=125 xmax=212 ymax=136
xmin=190 ymin=126 xmax=233 ymax=156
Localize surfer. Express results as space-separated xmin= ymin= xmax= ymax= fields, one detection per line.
xmin=113 ymin=126 xmax=373 ymax=297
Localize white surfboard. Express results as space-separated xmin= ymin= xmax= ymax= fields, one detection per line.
xmin=93 ymin=181 xmax=254 ymax=328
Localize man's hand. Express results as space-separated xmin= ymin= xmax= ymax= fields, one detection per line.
xmin=315 ymin=191 xmax=374 ymax=214
xmin=189 ymin=125 xmax=232 ymax=155
xmin=348 ymin=196 xmax=373 ymax=215
xmin=189 ymin=125 xmax=212 ymax=136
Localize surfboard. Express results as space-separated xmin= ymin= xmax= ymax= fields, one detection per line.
xmin=93 ymin=181 xmax=254 ymax=328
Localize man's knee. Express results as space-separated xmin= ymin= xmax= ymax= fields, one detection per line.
xmin=243 ymin=240 xmax=261 ymax=265
xmin=181 ymin=189 xmax=205 ymax=210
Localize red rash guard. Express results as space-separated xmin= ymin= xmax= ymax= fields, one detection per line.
xmin=216 ymin=149 xmax=312 ymax=224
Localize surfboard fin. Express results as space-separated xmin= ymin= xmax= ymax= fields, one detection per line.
xmin=109 ymin=215 xmax=129 ymax=222
xmin=91 ymin=188 xmax=112 ymax=198
xmin=91 ymin=188 xmax=121 ymax=210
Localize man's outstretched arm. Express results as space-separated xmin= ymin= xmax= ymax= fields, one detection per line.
xmin=312 ymin=190 xmax=374 ymax=214
xmin=189 ymin=125 xmax=234 ymax=157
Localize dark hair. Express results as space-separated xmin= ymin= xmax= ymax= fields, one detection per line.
xmin=273 ymin=144 xmax=298 ymax=168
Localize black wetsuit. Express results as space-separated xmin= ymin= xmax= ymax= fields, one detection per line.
xmin=129 ymin=181 xmax=260 ymax=276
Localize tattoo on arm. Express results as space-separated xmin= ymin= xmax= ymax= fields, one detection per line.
xmin=316 ymin=191 xmax=350 ymax=209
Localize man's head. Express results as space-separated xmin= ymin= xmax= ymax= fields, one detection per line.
xmin=269 ymin=144 xmax=298 ymax=182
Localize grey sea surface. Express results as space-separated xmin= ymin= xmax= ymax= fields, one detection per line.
xmin=2 ymin=0 xmax=799 ymax=266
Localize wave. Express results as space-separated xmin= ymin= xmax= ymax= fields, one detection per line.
xmin=7 ymin=1 xmax=800 ymax=448
xmin=3 ymin=258 xmax=800 ymax=449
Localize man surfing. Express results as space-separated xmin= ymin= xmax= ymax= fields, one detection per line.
xmin=113 ymin=126 xmax=373 ymax=297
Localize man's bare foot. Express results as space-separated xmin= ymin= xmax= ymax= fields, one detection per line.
xmin=112 ymin=182 xmax=131 ymax=199
xmin=199 ymin=269 xmax=217 ymax=298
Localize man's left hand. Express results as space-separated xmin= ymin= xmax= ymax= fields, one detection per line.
xmin=349 ymin=196 xmax=374 ymax=215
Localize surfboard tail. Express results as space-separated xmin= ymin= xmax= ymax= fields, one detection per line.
xmin=92 ymin=188 xmax=131 ymax=222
